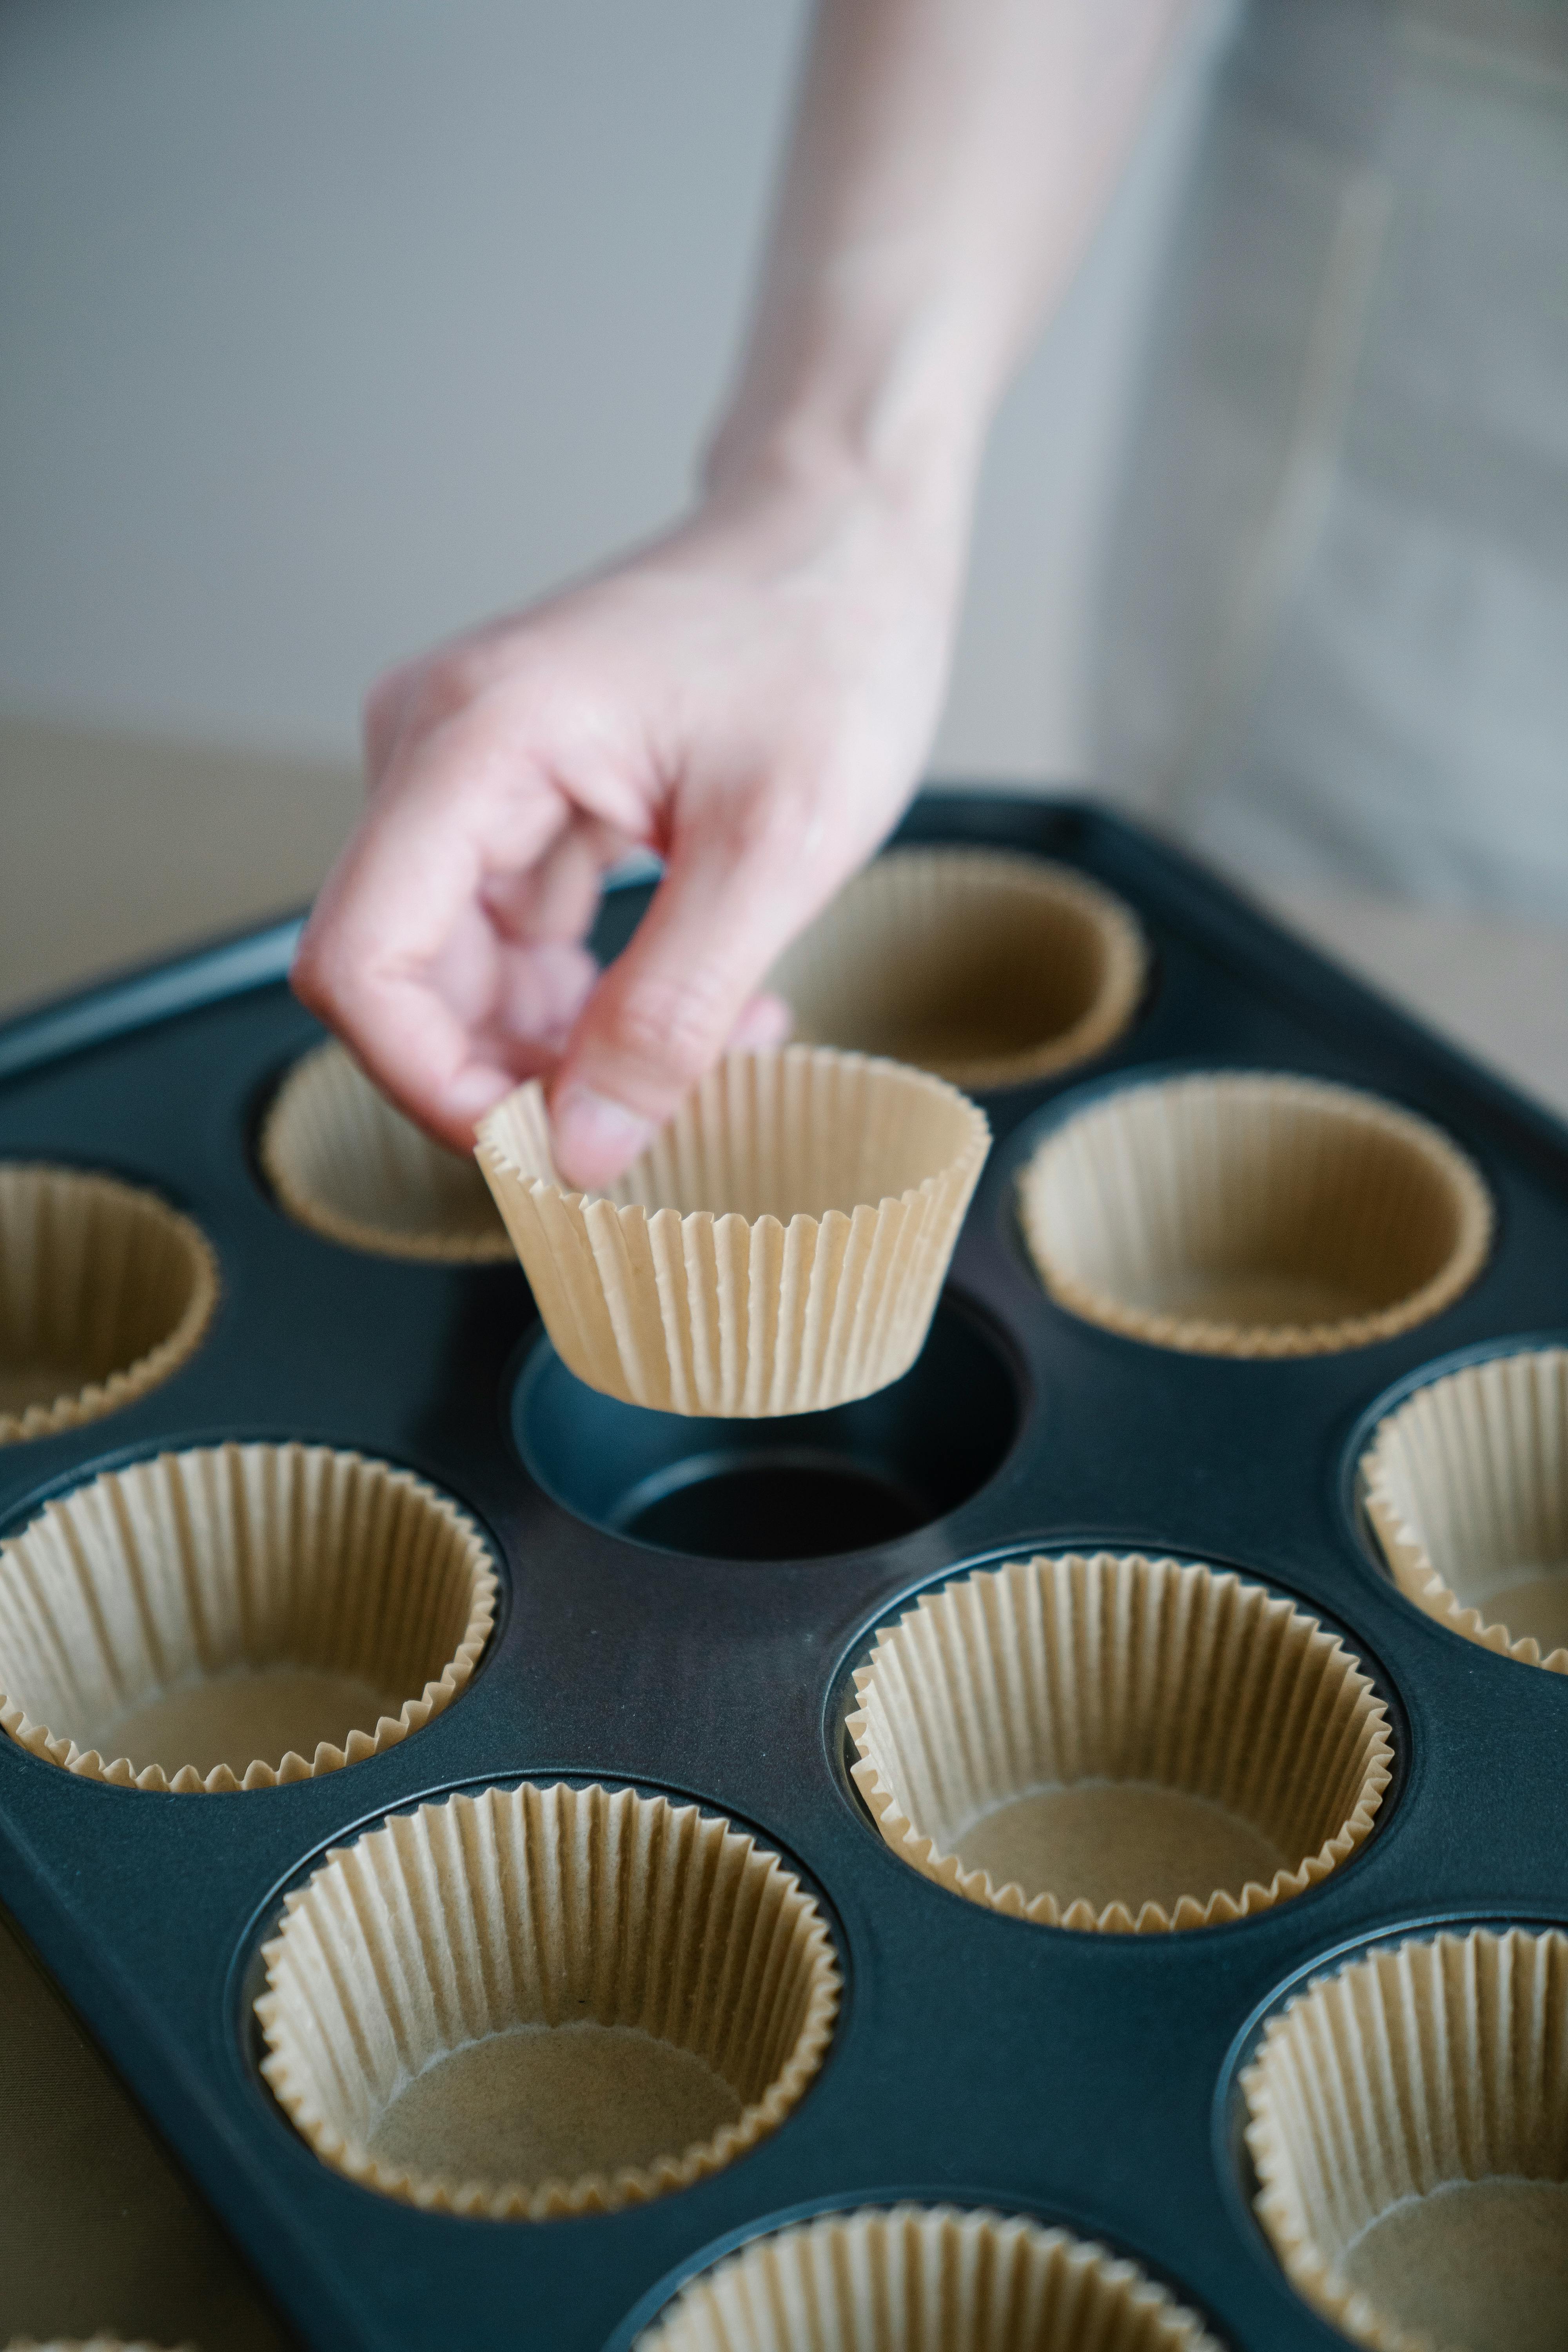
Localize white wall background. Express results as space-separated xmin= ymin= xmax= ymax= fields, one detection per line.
xmin=0 ymin=0 xmax=1229 ymax=784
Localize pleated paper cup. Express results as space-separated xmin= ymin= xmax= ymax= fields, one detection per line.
xmin=1363 ymin=1348 xmax=1568 ymax=1674
xmin=0 ymin=1164 xmax=217 ymax=1445
xmin=477 ymin=1047 xmax=990 ymax=1416
xmin=0 ymin=1443 xmax=496 ymax=1792
xmin=764 ymin=848 xmax=1147 ymax=1093
xmin=848 ymin=1553 xmax=1392 ymax=1933
xmin=1244 ymin=1927 xmax=1568 ymax=2352
xmin=635 ymin=2204 xmax=1222 ymax=2351
xmin=1019 ymin=1072 xmax=1491 ymax=1358
xmin=261 ymin=1040 xmax=512 ymax=1261
xmin=256 ymin=1781 xmax=840 ymax=2219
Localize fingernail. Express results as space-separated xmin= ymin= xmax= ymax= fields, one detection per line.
xmin=552 ymin=1087 xmax=656 ymax=1189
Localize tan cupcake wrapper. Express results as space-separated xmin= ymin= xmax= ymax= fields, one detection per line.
xmin=1243 ymin=1926 xmax=1568 ymax=2352
xmin=0 ymin=1443 xmax=497 ymax=1791
xmin=0 ymin=1163 xmax=217 ymax=1445
xmin=257 ymin=1781 xmax=840 ymax=2220
xmin=1363 ymin=1348 xmax=1568 ymax=1674
xmin=635 ymin=2203 xmax=1221 ymax=2351
xmin=477 ymin=1047 xmax=989 ymax=1416
xmin=261 ymin=1039 xmax=513 ymax=1262
xmin=764 ymin=847 xmax=1147 ymax=1093
xmin=849 ymin=1553 xmax=1391 ymax=1933
xmin=1019 ymin=1072 xmax=1492 ymax=1359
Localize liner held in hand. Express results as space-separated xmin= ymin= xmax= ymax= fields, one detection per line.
xmin=0 ymin=1163 xmax=216 ymax=1445
xmin=1363 ymin=1347 xmax=1568 ymax=1674
xmin=0 ymin=1443 xmax=496 ymax=1791
xmin=1244 ymin=1927 xmax=1568 ymax=2351
xmin=634 ymin=2203 xmax=1222 ymax=2350
xmin=262 ymin=1040 xmax=512 ymax=1261
xmin=256 ymin=1781 xmax=840 ymax=2219
xmin=848 ymin=1552 xmax=1391 ymax=1933
xmin=764 ymin=846 xmax=1147 ymax=1091
xmin=477 ymin=1047 xmax=990 ymax=1415
xmin=1019 ymin=1071 xmax=1490 ymax=1357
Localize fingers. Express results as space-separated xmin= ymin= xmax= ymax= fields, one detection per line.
xmin=550 ymin=789 xmax=834 ymax=1188
xmin=293 ymin=705 xmax=573 ymax=1146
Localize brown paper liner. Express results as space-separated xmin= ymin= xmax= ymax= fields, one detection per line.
xmin=1363 ymin=1349 xmax=1568 ymax=1675
xmin=848 ymin=1553 xmax=1391 ymax=1934
xmin=1243 ymin=1927 xmax=1568 ymax=2352
xmin=764 ymin=848 xmax=1147 ymax=1093
xmin=261 ymin=1040 xmax=512 ymax=1261
xmin=7 ymin=2341 xmax=192 ymax=2351
xmin=634 ymin=2204 xmax=1222 ymax=2350
xmin=1018 ymin=1073 xmax=1491 ymax=1358
xmin=0 ymin=1164 xmax=217 ymax=1445
xmin=0 ymin=1444 xmax=496 ymax=1792
xmin=477 ymin=1047 xmax=989 ymax=1416
xmin=256 ymin=1782 xmax=840 ymax=2219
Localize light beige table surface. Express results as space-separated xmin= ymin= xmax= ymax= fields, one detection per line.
xmin=4 ymin=726 xmax=1568 ymax=2346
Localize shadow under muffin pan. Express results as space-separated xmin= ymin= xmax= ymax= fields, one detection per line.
xmin=5 ymin=790 xmax=1568 ymax=2352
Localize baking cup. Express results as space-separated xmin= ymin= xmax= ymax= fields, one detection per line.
xmin=1244 ymin=1927 xmax=1568 ymax=2352
xmin=0 ymin=1443 xmax=496 ymax=1792
xmin=6 ymin=2342 xmax=191 ymax=2351
xmin=261 ymin=1039 xmax=512 ymax=1261
xmin=764 ymin=848 xmax=1147 ymax=1093
xmin=848 ymin=1552 xmax=1392 ymax=1933
xmin=1018 ymin=1071 xmax=1491 ymax=1358
xmin=0 ymin=1163 xmax=216 ymax=1445
xmin=256 ymin=1781 xmax=840 ymax=2219
xmin=1363 ymin=1348 xmax=1568 ymax=1674
xmin=634 ymin=2204 xmax=1221 ymax=2351
xmin=477 ymin=1047 xmax=990 ymax=1416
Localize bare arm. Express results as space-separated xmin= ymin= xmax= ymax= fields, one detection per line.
xmin=294 ymin=0 xmax=1188 ymax=1188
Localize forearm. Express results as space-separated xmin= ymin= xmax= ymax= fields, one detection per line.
xmin=707 ymin=0 xmax=1191 ymax=526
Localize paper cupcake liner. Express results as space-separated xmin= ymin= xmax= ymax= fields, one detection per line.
xmin=1363 ymin=1348 xmax=1568 ymax=1674
xmin=764 ymin=848 xmax=1147 ymax=1093
xmin=6 ymin=2341 xmax=193 ymax=2351
xmin=1243 ymin=1927 xmax=1568 ymax=2352
xmin=0 ymin=1163 xmax=217 ymax=1445
xmin=848 ymin=1553 xmax=1391 ymax=1933
xmin=1018 ymin=1072 xmax=1491 ymax=1359
xmin=261 ymin=1040 xmax=512 ymax=1261
xmin=0 ymin=1443 xmax=496 ymax=1792
xmin=634 ymin=2204 xmax=1222 ymax=2350
xmin=477 ymin=1047 xmax=989 ymax=1416
xmin=256 ymin=1781 xmax=840 ymax=2220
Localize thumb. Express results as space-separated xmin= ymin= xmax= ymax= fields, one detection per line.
xmin=549 ymin=793 xmax=829 ymax=1189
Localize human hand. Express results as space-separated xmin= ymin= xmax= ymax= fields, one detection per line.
xmin=292 ymin=470 xmax=963 ymax=1190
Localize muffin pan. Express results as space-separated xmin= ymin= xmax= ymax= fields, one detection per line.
xmin=2 ymin=791 xmax=1567 ymax=2352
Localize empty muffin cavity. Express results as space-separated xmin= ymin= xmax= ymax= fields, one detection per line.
xmin=1244 ymin=1927 xmax=1568 ymax=2352
xmin=256 ymin=1781 xmax=839 ymax=2218
xmin=0 ymin=1443 xmax=496 ymax=1791
xmin=1363 ymin=1348 xmax=1568 ymax=1672
xmin=261 ymin=1040 xmax=512 ymax=1261
xmin=848 ymin=1552 xmax=1391 ymax=1933
xmin=635 ymin=2204 xmax=1221 ymax=2351
xmin=765 ymin=847 xmax=1147 ymax=1092
xmin=478 ymin=1046 xmax=989 ymax=1415
xmin=1019 ymin=1073 xmax=1490 ymax=1357
xmin=0 ymin=1163 xmax=216 ymax=1444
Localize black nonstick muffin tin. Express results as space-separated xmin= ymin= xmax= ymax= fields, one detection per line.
xmin=2 ymin=788 xmax=1566 ymax=2352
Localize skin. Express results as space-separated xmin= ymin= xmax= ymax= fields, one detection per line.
xmin=293 ymin=0 xmax=1190 ymax=1190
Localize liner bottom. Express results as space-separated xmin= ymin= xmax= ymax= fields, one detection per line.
xmin=100 ymin=1665 xmax=399 ymax=1780
xmin=955 ymin=1780 xmax=1285 ymax=1919
xmin=0 ymin=1362 xmax=85 ymax=1416
xmin=1341 ymin=2176 xmax=1568 ymax=2352
xmin=1475 ymin=1570 xmax=1568 ymax=1657
xmin=1140 ymin=1271 xmax=1371 ymax=1327
xmin=368 ymin=2022 xmax=742 ymax=2192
